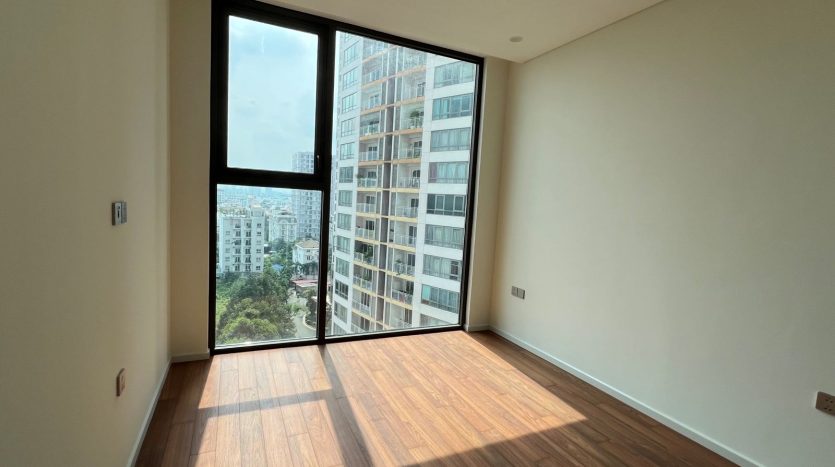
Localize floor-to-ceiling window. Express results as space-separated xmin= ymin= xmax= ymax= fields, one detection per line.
xmin=211 ymin=0 xmax=482 ymax=352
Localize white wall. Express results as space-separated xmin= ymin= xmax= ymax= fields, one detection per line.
xmin=170 ymin=0 xmax=211 ymax=358
xmin=466 ymin=57 xmax=508 ymax=329
xmin=491 ymin=0 xmax=835 ymax=465
xmin=0 ymin=1 xmax=170 ymax=466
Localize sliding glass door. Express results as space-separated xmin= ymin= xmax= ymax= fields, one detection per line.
xmin=211 ymin=0 xmax=482 ymax=352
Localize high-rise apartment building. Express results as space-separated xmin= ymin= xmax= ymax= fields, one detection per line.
xmin=329 ymin=34 xmax=475 ymax=335
xmin=217 ymin=206 xmax=266 ymax=275
xmin=291 ymin=151 xmax=322 ymax=240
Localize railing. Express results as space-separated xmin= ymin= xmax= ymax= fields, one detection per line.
xmin=387 ymin=316 xmax=411 ymax=329
xmin=425 ymin=238 xmax=464 ymax=249
xmin=363 ymin=69 xmax=382 ymax=83
xmin=339 ymin=152 xmax=355 ymax=160
xmin=433 ymin=143 xmax=470 ymax=151
xmin=359 ymin=123 xmax=381 ymax=136
xmin=429 ymin=177 xmax=467 ymax=184
xmin=362 ymin=95 xmax=382 ymax=109
xmin=390 ymin=290 xmax=413 ymax=305
xmin=352 ymin=299 xmax=374 ymax=315
xmin=395 ymin=177 xmax=420 ymax=189
xmin=400 ymin=83 xmax=425 ymax=101
xmin=356 ymin=203 xmax=378 ymax=213
xmin=424 ymin=269 xmax=461 ymax=282
xmin=355 ymin=227 xmax=377 ymax=240
xmin=358 ymin=150 xmax=380 ymax=162
xmin=354 ymin=252 xmax=376 ymax=265
xmin=421 ymin=298 xmax=459 ymax=314
xmin=352 ymin=276 xmax=374 ymax=291
xmin=334 ymin=289 xmax=348 ymax=300
xmin=357 ymin=178 xmax=380 ymax=188
xmin=338 ymin=177 xmax=353 ymax=184
xmin=351 ymin=323 xmax=370 ymax=333
xmin=394 ymin=147 xmax=421 ymax=159
xmin=391 ymin=262 xmax=415 ymax=276
xmin=434 ymin=109 xmax=472 ymax=120
xmin=394 ymin=206 xmax=418 ymax=218
xmin=392 ymin=234 xmax=416 ymax=247
xmin=402 ymin=116 xmax=423 ymax=129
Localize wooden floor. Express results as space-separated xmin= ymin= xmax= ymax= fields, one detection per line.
xmin=136 ymin=331 xmax=734 ymax=467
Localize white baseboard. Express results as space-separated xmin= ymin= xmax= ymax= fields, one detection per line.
xmin=464 ymin=323 xmax=491 ymax=332
xmin=127 ymin=359 xmax=171 ymax=467
xmin=489 ymin=326 xmax=759 ymax=467
xmin=171 ymin=352 xmax=210 ymax=363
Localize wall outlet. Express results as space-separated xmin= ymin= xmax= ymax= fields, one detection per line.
xmin=116 ymin=368 xmax=126 ymax=397
xmin=816 ymin=391 xmax=834 ymax=416
xmin=112 ymin=201 xmax=127 ymax=225
xmin=511 ymin=286 xmax=526 ymax=300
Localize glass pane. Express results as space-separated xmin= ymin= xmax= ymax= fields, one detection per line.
xmin=215 ymin=184 xmax=322 ymax=347
xmin=227 ymin=17 xmax=318 ymax=173
xmin=326 ymin=32 xmax=477 ymax=337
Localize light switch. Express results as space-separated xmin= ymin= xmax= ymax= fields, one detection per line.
xmin=112 ymin=201 xmax=127 ymax=225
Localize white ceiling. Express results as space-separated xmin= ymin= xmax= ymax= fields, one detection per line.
xmin=263 ymin=0 xmax=665 ymax=62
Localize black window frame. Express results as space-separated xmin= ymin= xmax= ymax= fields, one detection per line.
xmin=210 ymin=0 xmax=484 ymax=354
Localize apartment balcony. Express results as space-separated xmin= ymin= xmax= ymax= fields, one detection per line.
xmin=401 ymin=116 xmax=423 ymax=130
xmin=362 ymin=95 xmax=382 ymax=110
xmin=357 ymin=177 xmax=380 ymax=188
xmin=389 ymin=290 xmax=414 ymax=306
xmin=393 ymin=147 xmax=422 ymax=160
xmin=399 ymin=84 xmax=425 ymax=101
xmin=391 ymin=234 xmax=416 ymax=248
xmin=393 ymin=206 xmax=418 ymax=218
xmin=358 ymin=150 xmax=381 ymax=162
xmin=359 ymin=123 xmax=381 ymax=136
xmin=355 ymin=227 xmax=377 ymax=240
xmin=386 ymin=315 xmax=411 ymax=329
xmin=363 ymin=42 xmax=387 ymax=58
xmin=356 ymin=203 xmax=378 ymax=214
xmin=354 ymin=251 xmax=376 ymax=266
xmin=401 ymin=55 xmax=426 ymax=70
xmin=391 ymin=262 xmax=415 ymax=276
xmin=363 ymin=69 xmax=383 ymax=84
xmin=352 ymin=276 xmax=374 ymax=291
xmin=352 ymin=299 xmax=375 ymax=316
xmin=395 ymin=177 xmax=420 ymax=189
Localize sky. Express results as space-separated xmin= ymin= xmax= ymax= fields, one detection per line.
xmin=227 ymin=16 xmax=319 ymax=172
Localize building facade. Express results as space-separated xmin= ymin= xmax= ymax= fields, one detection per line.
xmin=292 ymin=151 xmax=322 ymax=240
xmin=217 ymin=206 xmax=266 ymax=275
xmin=329 ymin=34 xmax=475 ymax=335
xmin=268 ymin=209 xmax=299 ymax=244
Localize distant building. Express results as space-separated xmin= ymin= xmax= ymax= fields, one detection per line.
xmin=292 ymin=152 xmax=322 ymax=240
xmin=293 ymin=239 xmax=319 ymax=265
xmin=268 ymin=209 xmax=298 ymax=243
xmin=293 ymin=239 xmax=320 ymax=279
xmin=216 ymin=206 xmax=266 ymax=274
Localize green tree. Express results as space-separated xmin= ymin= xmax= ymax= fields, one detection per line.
xmin=216 ymin=267 xmax=296 ymax=344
